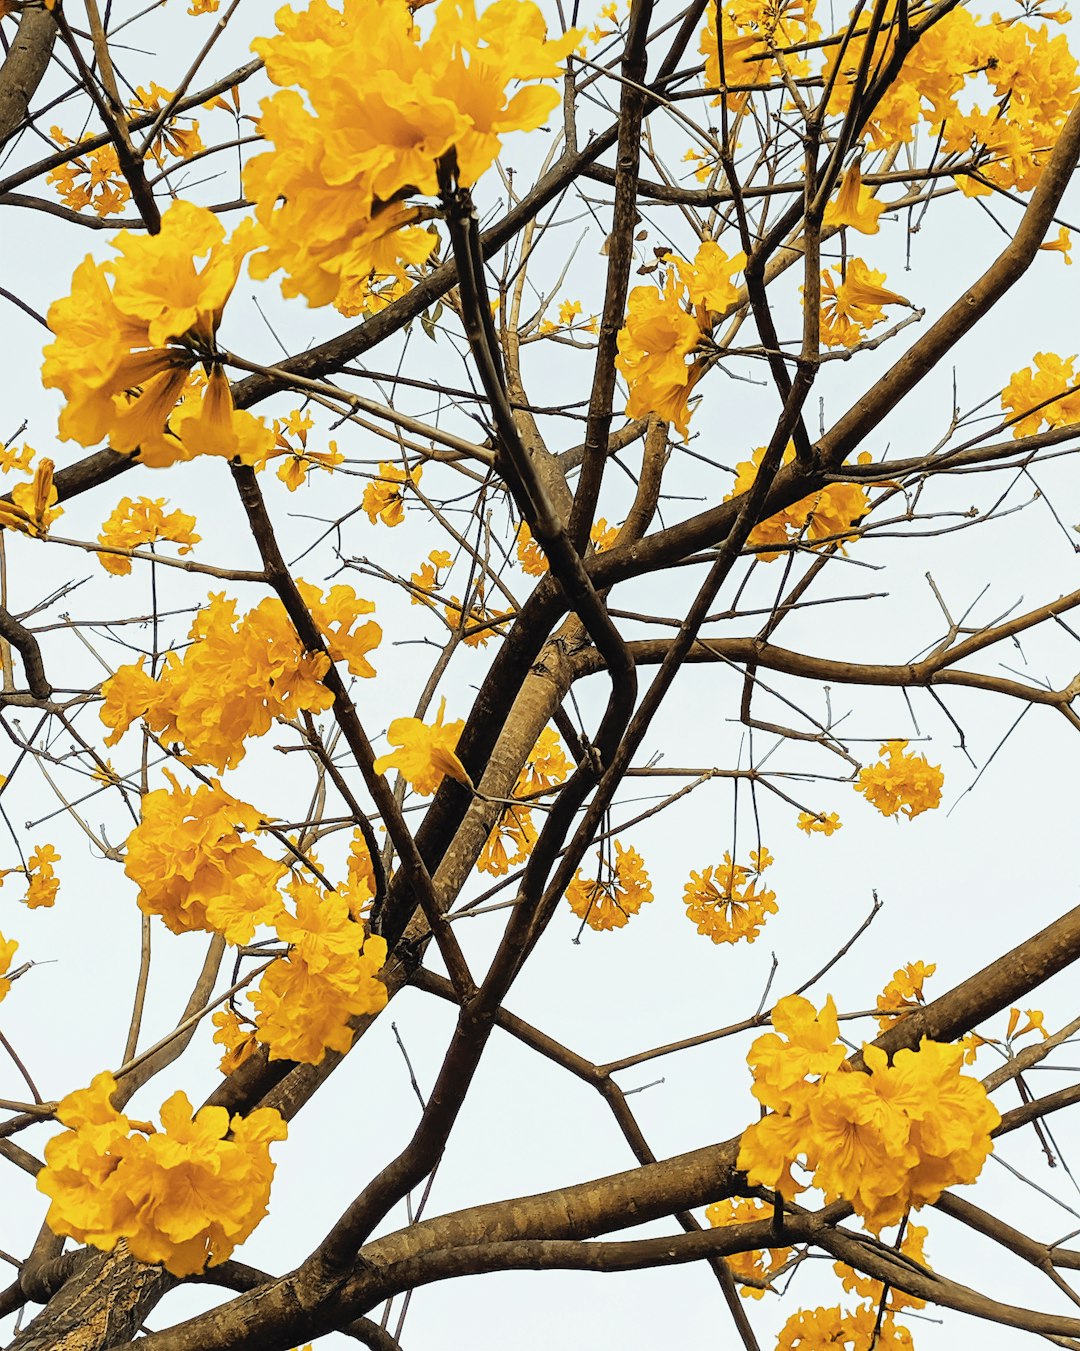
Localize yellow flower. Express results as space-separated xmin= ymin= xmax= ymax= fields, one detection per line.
xmin=683 ymin=851 xmax=777 ymax=944
xmin=1000 ymin=351 xmax=1080 ymax=437
xmin=0 ymin=929 xmax=18 ymax=1003
xmin=565 ymin=841 xmax=652 ymax=931
xmin=96 ymin=497 xmax=200 ymax=575
xmin=1040 ymin=225 xmax=1073 ymax=263
xmin=38 ymin=1073 xmax=287 ymax=1276
xmin=520 ymin=727 xmax=570 ymax=793
xmin=855 ymin=740 xmax=944 ymax=819
xmin=25 ymin=844 xmax=60 ymax=909
xmin=615 ymin=275 xmax=703 ymax=437
xmin=373 ymin=696 xmax=471 ymax=795
xmin=819 ymin=258 xmax=909 ymax=349
xmin=1 ymin=458 xmax=62 ymax=538
xmin=362 ymin=461 xmax=422 ymax=527
xmin=704 ymin=1198 xmax=792 ymax=1299
xmin=796 ymin=810 xmax=842 ymax=835
xmin=211 ymin=1009 xmax=259 ymax=1075
xmin=876 ymin=960 xmax=936 ymax=1031
xmin=823 ymin=159 xmax=885 ymax=234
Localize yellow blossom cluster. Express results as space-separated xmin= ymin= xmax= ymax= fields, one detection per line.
xmin=270 ymin=408 xmax=344 ymax=491
xmin=123 ymin=775 xmax=284 ymax=943
xmin=410 ymin=548 xmax=454 ymax=604
xmin=515 ymin=517 xmax=619 ymax=575
xmin=245 ymin=0 xmax=579 ymax=312
xmin=820 ymin=258 xmax=909 ymax=350
xmin=737 ymin=994 xmax=1000 ymax=1230
xmin=615 ymin=240 xmax=745 ymax=436
xmin=704 ymin=1198 xmax=792 ymax=1298
xmin=212 ymin=1008 xmax=259 ymax=1075
xmin=1000 ymin=351 xmax=1080 ymax=437
xmin=96 ymin=497 xmax=200 ymax=575
xmin=683 ymin=848 xmax=776 ymax=944
xmin=24 ymin=844 xmax=60 ymax=909
xmin=0 ymin=441 xmax=34 ymax=475
xmin=0 ymin=930 xmax=18 ymax=1003
xmin=363 ymin=461 xmax=423 ymax=527
xmin=47 ymin=128 xmax=131 ymax=219
xmin=339 ymin=828 xmax=378 ymax=918
xmin=700 ymin=0 xmax=819 ymax=111
xmin=565 ymin=841 xmax=652 ymax=931
xmin=776 ymin=1303 xmax=914 ymax=1351
xmin=42 ymin=200 xmax=271 ymax=468
xmin=249 ymin=877 xmax=388 ymax=1064
xmin=855 ymin=741 xmax=943 ymax=819
xmin=796 ymin=810 xmax=842 ymax=836
xmin=476 ymin=729 xmax=569 ymax=876
xmin=37 ymin=1072 xmax=287 ymax=1276
xmin=130 ymin=83 xmax=205 ymax=170
xmin=100 ymin=584 xmax=380 ymax=771
xmin=0 ymin=458 xmax=62 ymax=538
xmin=834 ymin=1220 xmax=929 ymax=1313
xmin=725 ymin=445 xmax=872 ymax=560
xmin=444 ymin=582 xmax=513 ymax=647
xmin=374 ymin=696 xmax=471 ymax=794
xmin=876 ymin=961 xmax=936 ymax=1032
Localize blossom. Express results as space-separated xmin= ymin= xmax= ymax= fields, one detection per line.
xmin=25 ymin=844 xmax=60 ymax=909
xmin=211 ymin=1009 xmax=259 ymax=1075
xmin=796 ymin=811 xmax=842 ymax=836
xmin=683 ymin=850 xmax=777 ymax=944
xmin=1040 ymin=226 xmax=1073 ymax=263
xmin=855 ymin=741 xmax=943 ymax=819
xmin=249 ymin=879 xmax=388 ymax=1064
xmin=834 ymin=1221 xmax=929 ymax=1312
xmin=1000 ymin=351 xmax=1080 ymax=437
xmin=738 ymin=997 xmax=1001 ymax=1232
xmin=100 ymin=586 xmax=379 ymax=770
xmin=519 ymin=727 xmax=570 ymax=793
xmin=876 ymin=961 xmax=936 ymax=1031
xmin=373 ymin=696 xmax=471 ymax=794
xmin=725 ymin=445 xmax=872 ymax=559
xmin=819 ymin=259 xmax=909 ymax=350
xmin=38 ymin=1072 xmax=287 ymax=1276
xmin=363 ymin=461 xmax=422 ymax=527
xmin=704 ymin=1198 xmax=792 ymax=1298
xmin=823 ymin=159 xmax=885 ymax=234
xmin=477 ymin=801 xmax=536 ymax=875
xmin=565 ymin=841 xmax=652 ymax=931
xmin=96 ymin=497 xmax=200 ymax=575
xmin=123 ymin=775 xmax=285 ymax=943
xmin=410 ymin=549 xmax=453 ymax=604
xmin=0 ymin=930 xmax=18 ymax=1003
xmin=42 ymin=201 xmax=269 ymax=467
xmin=0 ymin=458 xmax=62 ymax=538
xmin=246 ymin=0 xmax=580 ymax=309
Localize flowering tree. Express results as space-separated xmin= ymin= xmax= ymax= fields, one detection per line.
xmin=1 ymin=0 xmax=1080 ymax=1347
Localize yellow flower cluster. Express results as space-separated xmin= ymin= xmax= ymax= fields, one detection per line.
xmin=96 ymin=496 xmax=200 ymax=575
xmin=776 ymin=1303 xmax=913 ymax=1351
xmin=876 ymin=961 xmax=936 ymax=1032
xmin=515 ymin=517 xmax=619 ymax=575
xmin=124 ymin=776 xmax=284 ymax=943
xmin=1000 ymin=351 xmax=1080 ymax=437
xmin=444 ymin=583 xmax=512 ymax=647
xmin=615 ymin=241 xmax=745 ymax=436
xmin=250 ymin=877 xmax=388 ymax=1063
xmin=738 ymin=995 xmax=1000 ymax=1231
xmin=820 ymin=259 xmax=909 ymax=350
xmin=130 ymin=83 xmax=205 ymax=170
xmin=796 ymin=810 xmax=842 ymax=836
xmin=700 ymin=0 xmax=819 ymax=111
xmin=683 ymin=848 xmax=776 ymax=944
xmin=100 ymin=584 xmax=380 ymax=771
xmin=47 ymin=128 xmax=131 ymax=219
xmin=25 ymin=844 xmax=60 ymax=909
xmin=565 ymin=841 xmax=652 ymax=931
xmin=37 ymin=1072 xmax=287 ymax=1277
xmin=246 ymin=0 xmax=579 ymax=312
xmin=475 ymin=729 xmax=569 ymax=876
xmin=834 ymin=1220 xmax=929 ymax=1313
xmin=704 ymin=1198 xmax=792 ymax=1299
xmin=212 ymin=1008 xmax=259 ymax=1075
xmin=855 ymin=740 xmax=943 ymax=819
xmin=725 ymin=445 xmax=871 ymax=561
xmin=363 ymin=461 xmax=423 ymax=527
xmin=42 ymin=201 xmax=271 ymax=468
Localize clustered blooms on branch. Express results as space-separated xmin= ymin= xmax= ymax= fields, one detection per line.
xmin=737 ymin=994 xmax=1000 ymax=1231
xmin=100 ymin=584 xmax=380 ymax=771
xmin=36 ymin=1072 xmax=287 ymax=1277
xmin=245 ymin=0 xmax=580 ymax=314
xmin=96 ymin=496 xmax=201 ymax=574
xmin=855 ymin=741 xmax=944 ymax=819
xmin=565 ymin=842 xmax=653 ymax=931
xmin=683 ymin=848 xmax=777 ymax=945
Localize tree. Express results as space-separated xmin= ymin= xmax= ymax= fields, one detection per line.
xmin=0 ymin=0 xmax=1079 ymax=1346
